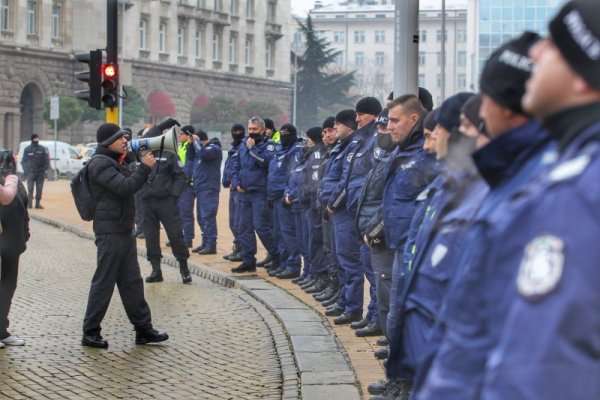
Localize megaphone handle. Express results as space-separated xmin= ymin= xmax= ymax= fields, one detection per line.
xmin=146 ymin=137 xmax=166 ymax=183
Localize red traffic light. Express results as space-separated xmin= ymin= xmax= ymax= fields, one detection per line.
xmin=102 ymin=64 xmax=117 ymax=78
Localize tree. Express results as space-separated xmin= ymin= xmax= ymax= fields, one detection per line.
xmin=295 ymin=16 xmax=356 ymax=129
xmin=43 ymin=96 xmax=84 ymax=131
xmin=190 ymin=96 xmax=237 ymax=132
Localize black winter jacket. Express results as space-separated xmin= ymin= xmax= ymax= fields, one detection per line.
xmin=138 ymin=151 xmax=186 ymax=200
xmin=0 ymin=178 xmax=29 ymax=256
xmin=88 ymin=146 xmax=151 ymax=234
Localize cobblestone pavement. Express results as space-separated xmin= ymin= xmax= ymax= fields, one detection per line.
xmin=0 ymin=220 xmax=284 ymax=400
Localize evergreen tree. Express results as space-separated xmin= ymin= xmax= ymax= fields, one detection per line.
xmin=296 ymin=16 xmax=355 ymax=129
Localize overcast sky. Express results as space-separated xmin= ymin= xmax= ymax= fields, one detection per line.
xmin=291 ymin=0 xmax=317 ymax=16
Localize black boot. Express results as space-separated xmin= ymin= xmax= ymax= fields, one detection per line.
xmin=35 ymin=200 xmax=43 ymax=209
xmin=321 ymin=290 xmax=341 ymax=307
xmin=223 ymin=243 xmax=241 ymax=260
xmin=305 ymin=274 xmax=329 ymax=294
xmin=145 ymin=261 xmax=163 ymax=283
xmin=256 ymin=253 xmax=272 ymax=267
xmin=179 ymin=260 xmax=192 ymax=284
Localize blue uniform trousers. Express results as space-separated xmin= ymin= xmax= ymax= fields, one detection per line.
xmin=271 ymin=200 xmax=286 ymax=263
xmin=305 ymin=207 xmax=327 ymax=275
xmin=239 ymin=191 xmax=279 ymax=265
xmin=332 ymin=209 xmax=364 ymax=314
xmin=195 ymin=188 xmax=219 ymax=249
xmin=386 ymin=249 xmax=411 ymax=379
xmin=370 ymin=246 xmax=395 ymax=336
xmin=361 ymin=243 xmax=378 ymax=323
xmin=275 ymin=199 xmax=301 ymax=272
xmin=322 ymin=214 xmax=341 ymax=282
xmin=177 ymin=184 xmax=195 ymax=244
xmin=294 ymin=208 xmax=311 ymax=275
xmin=228 ymin=189 xmax=242 ymax=246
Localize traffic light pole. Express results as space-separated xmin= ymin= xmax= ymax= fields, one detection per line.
xmin=106 ymin=0 xmax=119 ymax=124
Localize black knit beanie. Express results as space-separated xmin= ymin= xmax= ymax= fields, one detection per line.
xmin=355 ymin=97 xmax=383 ymax=116
xmin=423 ymin=109 xmax=439 ymax=132
xmin=437 ymin=93 xmax=475 ymax=133
xmin=418 ymin=87 xmax=434 ymax=112
xmin=335 ymin=109 xmax=358 ymax=130
xmin=306 ymin=127 xmax=323 ymax=143
xmin=461 ymin=95 xmax=483 ymax=128
xmin=322 ymin=116 xmax=335 ymax=130
xmin=97 ymin=123 xmax=125 ymax=147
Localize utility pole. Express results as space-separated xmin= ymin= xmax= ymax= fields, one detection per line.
xmin=105 ymin=0 xmax=119 ymax=124
xmin=441 ymin=0 xmax=446 ymax=101
xmin=393 ymin=0 xmax=419 ymax=98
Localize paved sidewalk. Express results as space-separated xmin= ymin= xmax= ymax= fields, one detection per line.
xmin=30 ymin=180 xmax=386 ymax=396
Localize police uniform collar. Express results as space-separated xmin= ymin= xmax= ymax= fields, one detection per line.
xmin=542 ymin=102 xmax=600 ymax=152
xmin=473 ymin=120 xmax=549 ymax=188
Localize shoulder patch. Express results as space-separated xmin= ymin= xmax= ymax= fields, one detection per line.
xmin=267 ymin=144 xmax=275 ymax=152
xmin=548 ymin=154 xmax=591 ymax=183
xmin=517 ymin=235 xmax=565 ymax=301
xmin=416 ymin=187 xmax=431 ymax=202
xmin=314 ymin=151 xmax=321 ymax=159
xmin=346 ymin=152 xmax=355 ymax=162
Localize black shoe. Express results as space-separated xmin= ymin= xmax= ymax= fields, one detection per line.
xmin=374 ymin=347 xmax=388 ymax=360
xmin=179 ymin=260 xmax=192 ymax=284
xmin=268 ymin=267 xmax=284 ymax=277
xmin=231 ymin=263 xmax=256 ymax=273
xmin=368 ymin=379 xmax=389 ymax=395
xmin=35 ymin=203 xmax=43 ymax=209
xmin=135 ymin=329 xmax=169 ymax=345
xmin=82 ymin=334 xmax=108 ymax=349
xmin=223 ymin=244 xmax=241 ymax=260
xmin=145 ymin=262 xmax=163 ymax=283
xmin=262 ymin=261 xmax=273 ymax=269
xmin=334 ymin=312 xmax=363 ymax=325
xmin=185 ymin=241 xmax=193 ymax=248
xmin=191 ymin=245 xmax=205 ymax=253
xmin=297 ymin=276 xmax=313 ymax=286
xmin=276 ymin=268 xmax=300 ymax=279
xmin=350 ymin=317 xmax=370 ymax=330
xmin=324 ymin=304 xmax=345 ymax=317
xmin=227 ymin=253 xmax=243 ymax=262
xmin=369 ymin=379 xmax=412 ymax=400
xmin=256 ymin=254 xmax=272 ymax=267
xmin=136 ymin=232 xmax=145 ymax=239
xmin=292 ymin=275 xmax=307 ymax=284
xmin=356 ymin=322 xmax=383 ymax=337
xmin=314 ymin=287 xmax=335 ymax=301
xmin=305 ymin=278 xmax=328 ymax=294
xmin=300 ymin=278 xmax=317 ymax=290
xmin=376 ymin=337 xmax=389 ymax=346
xmin=321 ymin=291 xmax=341 ymax=307
xmin=196 ymin=247 xmax=216 ymax=255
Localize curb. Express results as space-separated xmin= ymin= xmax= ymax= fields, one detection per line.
xmin=30 ymin=214 xmax=362 ymax=400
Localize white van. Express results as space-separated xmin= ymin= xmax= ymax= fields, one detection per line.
xmin=16 ymin=140 xmax=84 ymax=180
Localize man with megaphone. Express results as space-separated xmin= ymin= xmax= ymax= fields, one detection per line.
xmin=136 ymin=118 xmax=192 ymax=285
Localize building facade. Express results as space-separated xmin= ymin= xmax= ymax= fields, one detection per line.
xmin=0 ymin=0 xmax=292 ymax=150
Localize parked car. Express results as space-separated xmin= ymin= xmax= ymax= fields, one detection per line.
xmin=72 ymin=145 xmax=95 ymax=161
xmin=16 ymin=140 xmax=84 ymax=180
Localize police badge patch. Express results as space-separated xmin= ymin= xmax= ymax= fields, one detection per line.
xmin=374 ymin=147 xmax=382 ymax=158
xmin=517 ymin=235 xmax=565 ymax=300
xmin=347 ymin=152 xmax=355 ymax=162
xmin=267 ymin=144 xmax=275 ymax=151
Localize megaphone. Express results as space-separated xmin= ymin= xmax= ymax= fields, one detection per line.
xmin=128 ymin=126 xmax=178 ymax=155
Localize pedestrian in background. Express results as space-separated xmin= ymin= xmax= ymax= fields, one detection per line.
xmin=0 ymin=152 xmax=29 ymax=348
xmin=21 ymin=133 xmax=49 ymax=209
xmin=82 ymin=123 xmax=168 ymax=349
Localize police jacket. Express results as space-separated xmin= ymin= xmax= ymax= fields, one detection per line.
xmin=0 ymin=178 xmax=29 ymax=256
xmin=297 ymin=142 xmax=327 ymax=209
xmin=87 ymin=146 xmax=151 ymax=234
xmin=192 ymin=138 xmax=222 ymax=192
xmin=356 ymin=145 xmax=393 ymax=240
xmin=231 ymin=137 xmax=276 ymax=193
xmin=417 ymin=121 xmax=556 ymax=400
xmin=268 ymin=140 xmax=302 ymax=200
xmin=477 ymin=106 xmax=600 ymax=400
xmin=22 ymin=142 xmax=49 ymax=174
xmin=346 ymin=120 xmax=378 ymax=212
xmin=319 ymin=133 xmax=357 ymax=210
xmin=222 ymin=141 xmax=242 ymax=189
xmin=139 ymin=151 xmax=186 ymax=200
xmin=382 ymin=124 xmax=438 ymax=250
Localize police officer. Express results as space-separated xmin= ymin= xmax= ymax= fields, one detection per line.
xmin=21 ymin=133 xmax=49 ymax=209
xmin=222 ymin=124 xmax=245 ymax=261
xmin=417 ymin=32 xmax=556 ymax=399
xmin=269 ymin=123 xmax=303 ymax=279
xmin=477 ymin=3 xmax=600 ymax=397
xmin=139 ymin=119 xmax=192 ymax=284
xmin=230 ymin=117 xmax=281 ymax=273
xmin=176 ymin=125 xmax=196 ymax=248
xmin=190 ymin=129 xmax=222 ymax=254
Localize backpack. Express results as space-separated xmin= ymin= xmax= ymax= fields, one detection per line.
xmin=70 ymin=154 xmax=118 ymax=221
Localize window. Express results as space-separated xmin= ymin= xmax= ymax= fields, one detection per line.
xmin=212 ymin=31 xmax=221 ymax=61
xmin=457 ymin=29 xmax=467 ymax=43
xmin=213 ymin=0 xmax=222 ymax=12
xmin=457 ymin=51 xmax=466 ymax=67
xmin=334 ymin=31 xmax=345 ymax=44
xmin=418 ymin=74 xmax=425 ymax=88
xmin=354 ymin=30 xmax=365 ymax=43
xmin=177 ymin=27 xmax=185 ymax=56
xmin=159 ymin=21 xmax=167 ymax=53
xmin=27 ymin=0 xmax=36 ymax=35
xmin=418 ymin=51 xmax=425 ymax=66
xmin=244 ymin=36 xmax=253 ymax=65
xmin=230 ymin=0 xmax=238 ymax=15
xmin=420 ymin=30 xmax=427 ymax=42
xmin=436 ymin=29 xmax=447 ymax=42
xmin=316 ymin=30 xmax=326 ymax=40
xmin=437 ymin=74 xmax=442 ymax=88
xmin=229 ymin=34 xmax=237 ymax=63
xmin=375 ymin=52 xmax=384 ymax=66
xmin=246 ymin=0 xmax=254 ymax=18
xmin=374 ymin=30 xmax=385 ymax=43
xmin=458 ymin=74 xmax=466 ymax=88
xmin=51 ymin=3 xmax=61 ymax=39
xmin=265 ymin=41 xmax=273 ymax=70
xmin=139 ymin=18 xmax=148 ymax=50
xmin=335 ymin=53 xmax=344 ymax=66
xmin=293 ymin=31 xmax=302 ymax=49
xmin=1 ymin=0 xmax=9 ymax=31
xmin=267 ymin=1 xmax=276 ymax=23
xmin=195 ymin=29 xmax=202 ymax=58
xmin=355 ymin=51 xmax=364 ymax=65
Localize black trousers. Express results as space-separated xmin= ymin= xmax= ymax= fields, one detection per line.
xmin=142 ymin=196 xmax=190 ymax=262
xmin=370 ymin=247 xmax=395 ymax=337
xmin=27 ymin=171 xmax=45 ymax=204
xmin=0 ymin=253 xmax=20 ymax=339
xmin=321 ymin=213 xmax=340 ymax=283
xmin=83 ymin=232 xmax=152 ymax=335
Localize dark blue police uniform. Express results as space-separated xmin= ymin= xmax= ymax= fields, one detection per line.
xmin=222 ymin=140 xmax=242 ymax=249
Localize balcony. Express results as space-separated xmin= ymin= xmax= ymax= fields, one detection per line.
xmin=265 ymin=22 xmax=283 ymax=40
xmin=210 ymin=11 xmax=231 ymax=27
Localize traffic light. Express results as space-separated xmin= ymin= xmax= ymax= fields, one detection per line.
xmin=74 ymin=50 xmax=102 ymax=109
xmin=101 ymin=63 xmax=119 ymax=109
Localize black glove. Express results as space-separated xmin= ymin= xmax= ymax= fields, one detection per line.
xmin=0 ymin=151 xmax=16 ymax=176
xmin=158 ymin=117 xmax=181 ymax=131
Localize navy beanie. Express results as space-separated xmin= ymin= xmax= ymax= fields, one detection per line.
xmin=436 ymin=93 xmax=475 ymax=133
xmin=306 ymin=127 xmax=323 ymax=143
xmin=355 ymin=97 xmax=383 ymax=116
xmin=335 ymin=109 xmax=358 ymax=130
xmin=423 ymin=109 xmax=439 ymax=132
